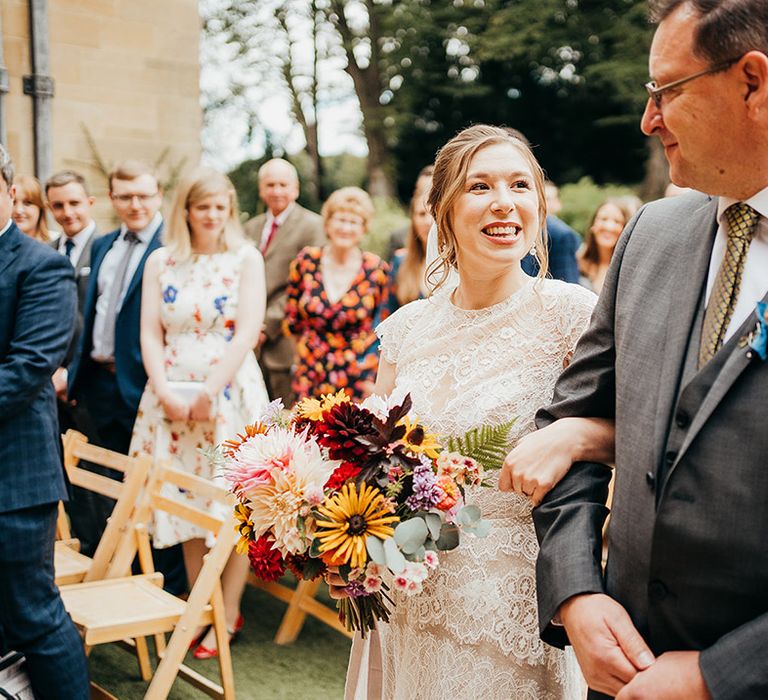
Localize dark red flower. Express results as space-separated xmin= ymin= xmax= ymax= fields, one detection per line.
xmin=247 ymin=535 xmax=286 ymax=582
xmin=325 ymin=461 xmax=363 ymax=491
xmin=314 ymin=402 xmax=376 ymax=462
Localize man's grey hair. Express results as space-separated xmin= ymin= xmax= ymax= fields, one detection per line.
xmin=0 ymin=144 xmax=14 ymax=189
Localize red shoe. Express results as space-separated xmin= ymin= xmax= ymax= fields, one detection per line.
xmin=192 ymin=615 xmax=244 ymax=660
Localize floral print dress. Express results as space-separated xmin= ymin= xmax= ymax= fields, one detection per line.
xmin=283 ymin=246 xmax=389 ymax=402
xmin=129 ymin=249 xmax=269 ymax=548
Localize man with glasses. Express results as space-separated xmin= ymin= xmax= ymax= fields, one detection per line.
xmin=244 ymin=158 xmax=323 ymax=406
xmin=520 ymin=1 xmax=768 ymax=698
xmin=68 ymin=161 xmax=183 ymax=592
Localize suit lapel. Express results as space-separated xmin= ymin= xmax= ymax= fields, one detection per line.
xmin=266 ymin=205 xmax=303 ymax=262
xmin=75 ymin=229 xmax=96 ymax=276
xmin=674 ymin=288 xmax=768 ymax=464
xmin=90 ymin=230 xmax=120 ymax=280
xmin=0 ymin=224 xmax=22 ymax=277
xmin=123 ymin=224 xmax=163 ymax=301
xmin=650 ymin=197 xmax=718 ymax=469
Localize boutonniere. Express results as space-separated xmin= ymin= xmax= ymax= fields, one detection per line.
xmin=744 ymin=301 xmax=768 ymax=361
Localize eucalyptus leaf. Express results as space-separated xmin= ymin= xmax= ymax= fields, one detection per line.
xmin=383 ymin=535 xmax=407 ymax=573
xmin=424 ymin=512 xmax=442 ymax=541
xmin=469 ymin=519 xmax=492 ymax=539
xmin=366 ymin=535 xmax=387 ymax=566
xmin=458 ymin=504 xmax=481 ymax=526
xmin=394 ymin=518 xmax=429 ymax=554
xmin=435 ymin=523 xmax=460 ymax=551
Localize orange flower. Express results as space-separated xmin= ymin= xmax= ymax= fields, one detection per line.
xmin=435 ymin=475 xmax=460 ymax=511
xmin=223 ymin=422 xmax=270 ymax=456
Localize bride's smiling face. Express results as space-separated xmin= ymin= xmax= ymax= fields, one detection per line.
xmin=450 ymin=142 xmax=540 ymax=274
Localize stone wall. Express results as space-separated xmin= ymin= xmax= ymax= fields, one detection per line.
xmin=2 ymin=0 xmax=202 ymax=228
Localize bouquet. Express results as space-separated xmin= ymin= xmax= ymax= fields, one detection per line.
xmin=219 ymin=390 xmax=496 ymax=636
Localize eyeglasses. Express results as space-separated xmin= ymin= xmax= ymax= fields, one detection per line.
xmin=111 ymin=192 xmax=159 ymax=205
xmin=644 ymin=58 xmax=739 ymax=109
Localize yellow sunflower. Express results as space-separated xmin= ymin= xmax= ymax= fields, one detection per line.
xmin=399 ymin=415 xmax=441 ymax=460
xmin=233 ymin=502 xmax=255 ymax=555
xmin=314 ymin=482 xmax=399 ymax=569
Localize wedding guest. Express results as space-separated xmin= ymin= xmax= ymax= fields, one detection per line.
xmin=521 ymin=180 xmax=581 ymax=283
xmin=12 ymin=174 xmax=53 ymax=242
xmin=577 ymin=198 xmax=632 ymax=294
xmin=68 ymin=160 xmax=185 ymax=592
xmin=519 ymin=1 xmax=768 ymax=697
xmin=284 ymin=186 xmax=389 ymax=401
xmin=45 ymin=170 xmax=99 ymax=434
xmin=130 ymin=166 xmax=269 ymax=658
xmin=385 ymin=165 xmax=434 ymax=260
xmin=334 ymin=124 xmax=605 ymax=699
xmin=243 ymin=159 xmax=324 ymax=406
xmin=387 ymin=183 xmax=433 ymax=313
xmin=0 ymin=144 xmax=89 ymax=700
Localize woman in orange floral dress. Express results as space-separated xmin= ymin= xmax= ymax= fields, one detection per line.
xmin=284 ymin=187 xmax=389 ymax=402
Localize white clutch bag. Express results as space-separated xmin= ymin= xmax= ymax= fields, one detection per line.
xmin=166 ymin=381 xmax=218 ymax=414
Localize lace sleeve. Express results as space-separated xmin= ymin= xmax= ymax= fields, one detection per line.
xmin=375 ymin=298 xmax=428 ymax=365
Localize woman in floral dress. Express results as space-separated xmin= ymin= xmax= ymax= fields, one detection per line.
xmin=283 ymin=187 xmax=389 ymax=402
xmin=130 ymin=166 xmax=269 ymax=658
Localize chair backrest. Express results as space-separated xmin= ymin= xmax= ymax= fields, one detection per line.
xmin=60 ymin=429 xmax=152 ymax=580
xmin=109 ymin=462 xmax=235 ymax=581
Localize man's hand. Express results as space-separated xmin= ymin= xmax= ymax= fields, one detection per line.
xmin=615 ymin=652 xmax=711 ymax=700
xmin=560 ymin=593 xmax=655 ymax=697
xmin=52 ymin=367 xmax=68 ymax=400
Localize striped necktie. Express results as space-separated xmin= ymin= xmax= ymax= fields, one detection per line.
xmin=699 ymin=202 xmax=760 ymax=367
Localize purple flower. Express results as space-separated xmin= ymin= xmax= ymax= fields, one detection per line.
xmin=405 ymin=460 xmax=442 ymax=511
xmin=162 ymin=285 xmax=178 ymax=304
xmin=343 ymin=580 xmax=369 ymax=599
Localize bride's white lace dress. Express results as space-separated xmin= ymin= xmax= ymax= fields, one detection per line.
xmin=346 ymin=277 xmax=596 ymax=700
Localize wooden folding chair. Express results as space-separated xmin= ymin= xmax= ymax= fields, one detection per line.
xmin=251 ymin=575 xmax=352 ymax=644
xmin=55 ymin=430 xmax=151 ymax=586
xmin=60 ymin=463 xmax=238 ymax=700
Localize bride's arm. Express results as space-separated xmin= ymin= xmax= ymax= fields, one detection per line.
xmin=499 ymin=417 xmax=615 ymax=506
xmin=373 ymin=357 xmax=396 ymax=396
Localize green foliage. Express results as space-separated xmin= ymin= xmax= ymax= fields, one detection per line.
xmin=446 ymin=419 xmax=517 ymax=472
xmin=363 ymin=197 xmax=409 ymax=259
xmin=558 ymin=177 xmax=641 ymax=237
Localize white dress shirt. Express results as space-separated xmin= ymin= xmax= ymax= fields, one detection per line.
xmin=0 ymin=219 xmax=11 ymax=237
xmin=91 ymin=212 xmax=162 ymax=362
xmin=706 ymin=187 xmax=768 ymax=342
xmin=56 ymin=220 xmax=96 ymax=268
xmin=260 ymin=203 xmax=294 ymax=250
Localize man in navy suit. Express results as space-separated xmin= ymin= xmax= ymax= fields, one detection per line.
xmin=0 ymin=146 xmax=89 ymax=697
xmin=68 ymin=161 xmax=184 ymax=590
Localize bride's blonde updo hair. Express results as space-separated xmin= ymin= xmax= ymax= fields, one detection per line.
xmin=426 ymin=124 xmax=549 ymax=291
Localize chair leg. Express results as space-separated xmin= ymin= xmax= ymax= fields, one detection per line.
xmin=133 ymin=636 xmax=153 ymax=682
xmin=153 ymin=631 xmax=167 ymax=662
xmin=210 ymin=583 xmax=236 ymax=699
xmin=274 ymin=579 xmax=322 ymax=645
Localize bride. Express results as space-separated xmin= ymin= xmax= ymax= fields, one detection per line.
xmin=334 ymin=124 xmax=612 ymax=699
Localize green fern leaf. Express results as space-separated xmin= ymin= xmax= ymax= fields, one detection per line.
xmin=445 ymin=419 xmax=516 ymax=471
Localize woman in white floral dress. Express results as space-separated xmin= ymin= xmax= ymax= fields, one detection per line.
xmin=130 ymin=166 xmax=268 ymax=657
xmin=338 ymin=125 xmax=615 ymax=699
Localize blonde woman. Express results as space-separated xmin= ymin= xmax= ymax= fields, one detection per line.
xmin=337 ymin=125 xmax=611 ymax=699
xmin=13 ymin=174 xmax=53 ymax=242
xmin=129 ymin=166 xmax=269 ymax=658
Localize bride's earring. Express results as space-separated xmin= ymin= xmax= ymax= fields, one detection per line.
xmin=529 ymin=244 xmax=537 ymax=256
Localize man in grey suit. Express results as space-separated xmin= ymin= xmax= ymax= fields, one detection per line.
xmin=46 ymin=170 xmax=98 ymax=431
xmin=244 ymin=158 xmax=324 ymax=405
xmin=526 ymin=1 xmax=768 ymax=698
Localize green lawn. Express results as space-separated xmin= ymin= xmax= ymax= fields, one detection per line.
xmin=89 ymin=581 xmax=352 ymax=699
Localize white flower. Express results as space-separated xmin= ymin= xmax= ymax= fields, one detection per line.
xmin=360 ymin=386 xmax=410 ymax=420
xmin=365 ymin=561 xmax=385 ymax=578
xmin=363 ymin=576 xmax=382 ymax=593
xmin=423 ymin=550 xmax=439 ymax=569
xmin=403 ymin=561 xmax=428 ymax=583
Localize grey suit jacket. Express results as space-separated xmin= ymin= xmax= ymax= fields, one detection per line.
xmin=244 ymin=204 xmax=324 ymax=371
xmin=533 ymin=193 xmax=768 ymax=699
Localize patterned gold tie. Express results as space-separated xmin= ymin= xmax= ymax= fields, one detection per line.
xmin=699 ymin=202 xmax=760 ymax=367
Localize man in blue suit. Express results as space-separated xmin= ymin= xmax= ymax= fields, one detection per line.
xmin=0 ymin=146 xmax=89 ymax=697
xmin=68 ymin=161 xmax=184 ymax=590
